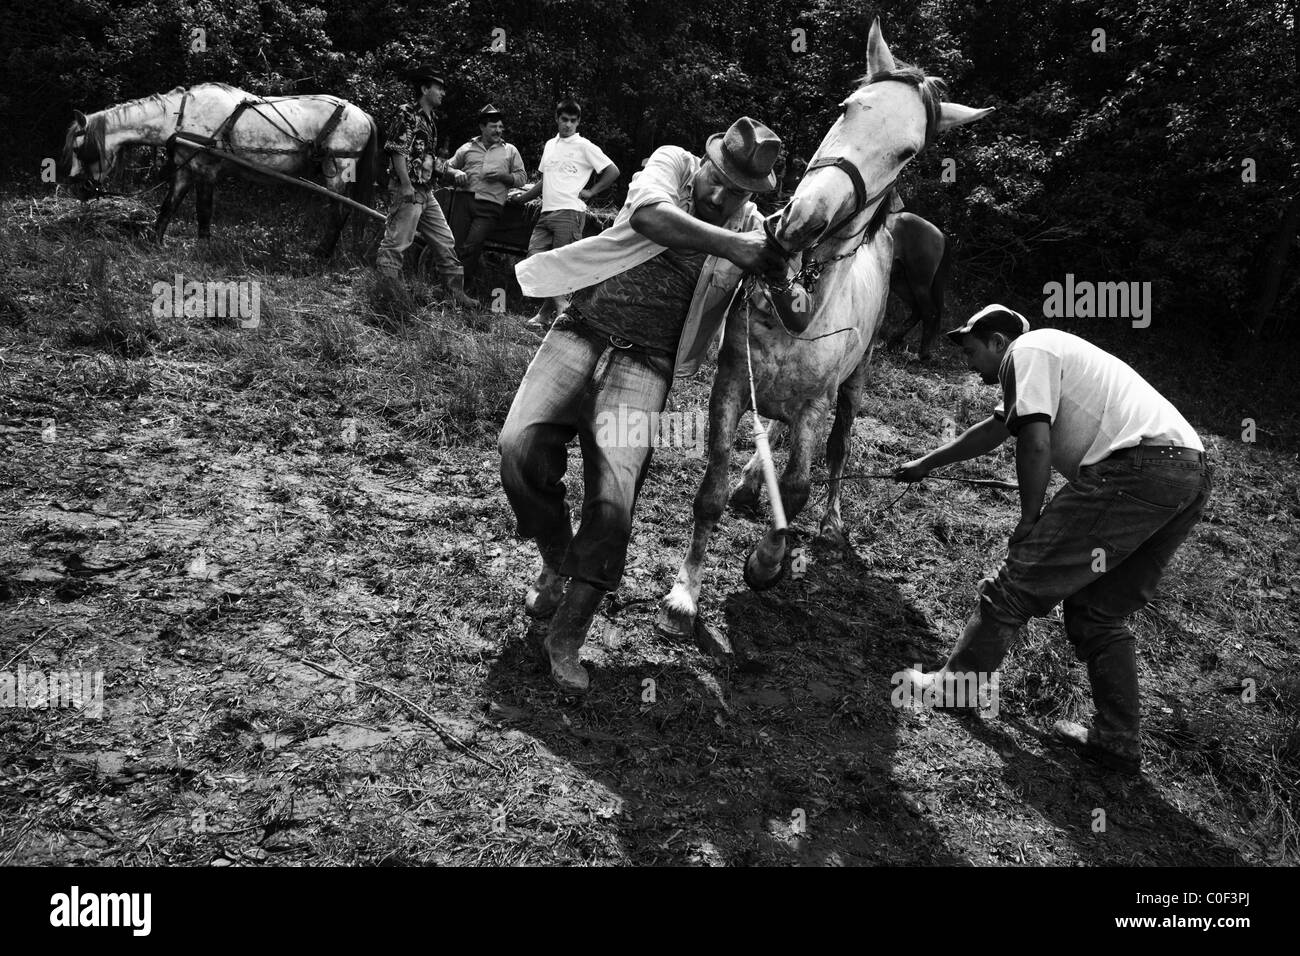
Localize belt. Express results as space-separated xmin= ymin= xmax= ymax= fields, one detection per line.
xmin=554 ymin=307 xmax=675 ymax=359
xmin=1108 ymin=443 xmax=1205 ymax=464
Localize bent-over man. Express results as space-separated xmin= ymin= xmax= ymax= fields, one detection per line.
xmin=894 ymin=305 xmax=1212 ymax=775
xmin=501 ymin=117 xmax=804 ymax=695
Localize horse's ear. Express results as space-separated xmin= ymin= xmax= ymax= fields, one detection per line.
xmin=866 ymin=18 xmax=897 ymax=78
xmin=936 ymin=102 xmax=994 ymax=134
xmin=73 ymin=110 xmax=88 ymax=128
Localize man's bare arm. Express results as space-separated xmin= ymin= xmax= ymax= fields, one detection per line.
xmin=1014 ymin=419 xmax=1052 ymax=530
xmin=513 ymin=174 xmax=542 ymax=203
xmin=894 ymin=415 xmax=1011 ymax=480
xmin=581 ymin=163 xmax=620 ymax=200
xmin=630 ymin=203 xmax=784 ymax=276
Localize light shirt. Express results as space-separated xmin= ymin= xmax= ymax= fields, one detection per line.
xmin=538 ymin=133 xmax=614 ymax=213
xmin=515 ymin=145 xmax=763 ymax=378
xmin=994 ymin=329 xmax=1203 ymax=479
xmin=449 ymin=137 xmax=526 ymax=205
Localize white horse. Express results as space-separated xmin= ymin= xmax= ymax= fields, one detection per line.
xmin=659 ymin=19 xmax=992 ymax=637
xmin=61 ymin=83 xmax=378 ymax=257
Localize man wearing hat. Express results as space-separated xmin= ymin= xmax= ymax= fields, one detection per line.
xmin=500 ymin=117 xmax=801 ymax=695
xmin=447 ymin=105 xmax=527 ymax=287
xmin=376 ymin=65 xmax=479 ymax=308
xmin=892 ymin=305 xmax=1212 ymax=775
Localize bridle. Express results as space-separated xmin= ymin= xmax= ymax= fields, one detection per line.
xmin=72 ymin=136 xmax=108 ymax=196
xmin=765 ymin=156 xmax=899 ymax=295
xmin=766 ymin=75 xmax=940 ymax=294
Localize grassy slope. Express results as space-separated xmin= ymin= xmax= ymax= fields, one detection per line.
xmin=0 ymin=190 xmax=1297 ymax=866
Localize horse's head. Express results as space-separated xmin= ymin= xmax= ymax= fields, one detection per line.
xmin=771 ymin=19 xmax=992 ymax=253
xmin=61 ymin=110 xmax=111 ymax=195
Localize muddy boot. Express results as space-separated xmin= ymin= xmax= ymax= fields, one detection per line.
xmin=543 ymin=579 xmax=605 ymax=695
xmin=1054 ymin=639 xmax=1142 ymax=775
xmin=442 ymin=273 xmax=480 ymax=310
xmin=524 ymin=537 xmax=571 ymax=620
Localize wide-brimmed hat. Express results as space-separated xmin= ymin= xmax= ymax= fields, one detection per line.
xmin=705 ymin=117 xmax=781 ymax=193
xmin=401 ymin=64 xmax=446 ymax=87
xmin=946 ymin=304 xmax=1030 ymax=344
xmin=477 ymin=104 xmax=504 ymax=122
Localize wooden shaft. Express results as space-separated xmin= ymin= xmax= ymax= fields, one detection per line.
xmin=173 ymin=134 xmax=386 ymax=222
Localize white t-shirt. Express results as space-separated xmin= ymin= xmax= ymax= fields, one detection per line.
xmin=994 ymin=329 xmax=1203 ymax=480
xmin=538 ymin=133 xmax=614 ymax=213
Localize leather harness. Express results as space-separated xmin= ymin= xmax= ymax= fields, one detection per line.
xmin=167 ymin=90 xmax=361 ymax=168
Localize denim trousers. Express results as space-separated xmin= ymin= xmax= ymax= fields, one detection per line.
xmin=375 ymin=186 xmax=464 ymax=278
xmin=970 ymin=451 xmax=1213 ymax=667
xmin=498 ymin=321 xmax=674 ymax=591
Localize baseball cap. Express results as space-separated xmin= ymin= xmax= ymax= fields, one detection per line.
xmin=945 ymin=304 xmax=1030 ymax=344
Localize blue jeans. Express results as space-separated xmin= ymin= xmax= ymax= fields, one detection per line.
xmin=498 ymin=320 xmax=674 ymax=591
xmin=968 ymin=450 xmax=1212 ymax=666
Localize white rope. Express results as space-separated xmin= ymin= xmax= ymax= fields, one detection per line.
xmin=743 ymin=284 xmax=787 ymax=532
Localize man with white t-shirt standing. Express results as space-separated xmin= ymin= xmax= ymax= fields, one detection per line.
xmin=512 ymin=98 xmax=620 ymax=330
xmin=892 ymin=305 xmax=1212 ymax=775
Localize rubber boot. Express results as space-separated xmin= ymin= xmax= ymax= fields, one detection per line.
xmin=543 ymin=579 xmax=605 ymax=695
xmin=897 ymin=603 xmax=1018 ymax=712
xmin=443 ymin=273 xmax=480 ymax=310
xmin=1054 ymin=639 xmax=1142 ymax=775
xmin=525 ymin=536 xmax=571 ymax=619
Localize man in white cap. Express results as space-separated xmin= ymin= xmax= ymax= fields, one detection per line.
xmin=893 ymin=305 xmax=1211 ymax=775
xmin=500 ymin=116 xmax=799 ymax=695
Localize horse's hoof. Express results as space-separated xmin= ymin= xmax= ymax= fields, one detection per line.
xmin=656 ymin=603 xmax=695 ymax=640
xmin=814 ymin=523 xmax=848 ymax=551
xmin=743 ymin=546 xmax=785 ymax=591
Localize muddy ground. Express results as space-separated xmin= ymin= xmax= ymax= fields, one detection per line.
xmin=1 ymin=191 xmax=1298 ymax=866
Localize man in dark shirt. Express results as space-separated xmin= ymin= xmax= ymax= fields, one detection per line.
xmin=579 ymin=245 xmax=710 ymax=354
xmin=502 ymin=117 xmax=805 ymax=695
xmin=375 ymin=65 xmax=478 ymax=309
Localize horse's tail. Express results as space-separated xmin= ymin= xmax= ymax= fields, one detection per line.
xmin=353 ymin=113 xmax=379 ymax=210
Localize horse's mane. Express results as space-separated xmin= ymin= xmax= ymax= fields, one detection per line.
xmin=850 ymin=61 xmax=948 ymax=242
